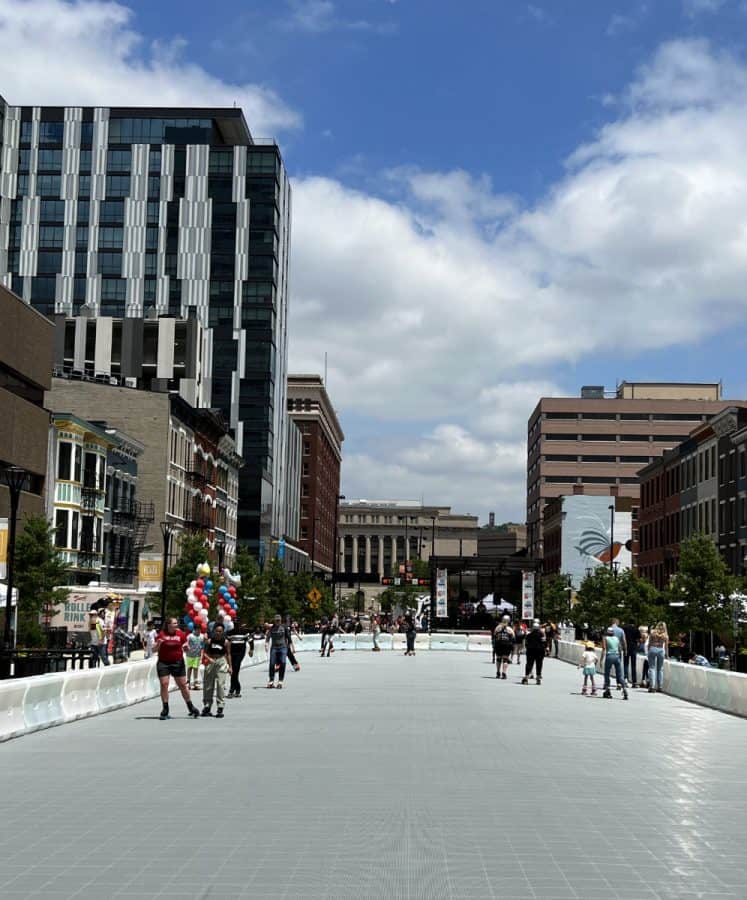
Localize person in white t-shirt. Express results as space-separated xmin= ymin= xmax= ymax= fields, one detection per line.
xmin=143 ymin=622 xmax=158 ymax=659
xmin=578 ymin=642 xmax=599 ymax=696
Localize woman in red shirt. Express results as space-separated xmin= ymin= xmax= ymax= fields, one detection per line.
xmin=155 ymin=617 xmax=200 ymax=720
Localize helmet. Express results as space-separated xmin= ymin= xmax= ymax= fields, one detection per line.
xmin=606 ymin=626 xmax=614 ymax=634
xmin=585 ymin=641 xmax=595 ymax=649
xmin=502 ymin=614 xmax=510 ymax=623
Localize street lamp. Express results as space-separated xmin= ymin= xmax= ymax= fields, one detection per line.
xmin=608 ymin=504 xmax=615 ymax=575
xmin=2 ymin=466 xmax=28 ymax=649
xmin=311 ymin=514 xmax=320 ymax=575
xmin=215 ymin=535 xmax=226 ymax=573
xmin=159 ymin=521 xmax=177 ymax=626
xmin=332 ymin=494 xmax=345 ymax=608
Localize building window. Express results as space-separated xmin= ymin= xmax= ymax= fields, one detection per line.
xmin=57 ymin=442 xmax=72 ymax=480
xmin=55 ymin=509 xmax=69 ymax=548
xmin=303 ymin=443 xmax=310 ymax=456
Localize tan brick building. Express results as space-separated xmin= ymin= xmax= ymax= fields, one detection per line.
xmin=526 ymin=382 xmax=740 ymax=559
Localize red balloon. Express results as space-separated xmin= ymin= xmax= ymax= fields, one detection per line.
xmin=228 ymin=609 xmax=236 ymax=619
xmin=194 ymin=588 xmax=203 ymax=600
xmin=196 ymin=579 xmax=205 ymax=590
xmin=228 ymin=586 xmax=237 ymax=597
xmin=200 ymin=623 xmax=207 ymax=633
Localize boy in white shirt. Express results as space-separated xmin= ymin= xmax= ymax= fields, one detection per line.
xmin=578 ymin=641 xmax=599 ymax=696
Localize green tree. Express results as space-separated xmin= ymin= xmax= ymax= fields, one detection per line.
xmin=573 ymin=567 xmax=663 ymax=632
xmin=262 ymin=559 xmax=296 ymax=621
xmin=541 ymin=574 xmax=574 ymax=623
xmin=13 ymin=515 xmax=69 ymax=647
xmin=232 ymin=546 xmax=271 ymax=627
xmin=666 ymin=534 xmax=735 ymax=634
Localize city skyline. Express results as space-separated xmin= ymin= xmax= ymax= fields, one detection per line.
xmin=2 ymin=1 xmax=747 ymax=522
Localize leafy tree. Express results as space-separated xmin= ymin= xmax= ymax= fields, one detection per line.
xmin=232 ymin=546 xmax=272 ymax=627
xmin=262 ymin=559 xmax=296 ymax=621
xmin=12 ymin=515 xmax=69 ymax=647
xmin=573 ymin=567 xmax=664 ymax=632
xmin=666 ymin=534 xmax=736 ymax=635
xmin=540 ymin=574 xmax=574 ymax=623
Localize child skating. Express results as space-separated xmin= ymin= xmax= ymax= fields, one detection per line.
xmin=578 ymin=642 xmax=598 ymax=696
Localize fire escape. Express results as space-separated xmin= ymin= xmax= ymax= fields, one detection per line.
xmin=108 ymin=499 xmax=155 ymax=582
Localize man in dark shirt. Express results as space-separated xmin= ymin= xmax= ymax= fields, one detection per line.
xmin=623 ymin=621 xmax=640 ymax=687
xmin=202 ymin=622 xmax=231 ymax=717
xmin=265 ymin=615 xmax=291 ymax=689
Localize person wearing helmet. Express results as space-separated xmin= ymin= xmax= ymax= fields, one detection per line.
xmin=578 ymin=641 xmax=599 ymax=696
xmin=600 ymin=625 xmax=628 ymax=699
xmin=493 ymin=615 xmax=514 ymax=680
xmin=522 ymin=621 xmax=546 ymax=685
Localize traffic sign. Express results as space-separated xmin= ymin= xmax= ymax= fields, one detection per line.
xmin=307 ymin=587 xmax=322 ymax=606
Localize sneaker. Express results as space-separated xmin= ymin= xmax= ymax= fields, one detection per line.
xmin=502 ymin=672 xmax=507 ymax=680
xmin=201 ymin=707 xmax=213 ymax=717
xmin=496 ymin=671 xmax=500 ymax=679
xmin=227 ymin=691 xmax=235 ymax=699
xmin=537 ymin=678 xmax=542 ymax=685
xmin=603 ymin=689 xmax=612 ymax=699
xmin=591 ymin=689 xmax=598 ymax=696
xmin=267 ymin=681 xmax=275 ymax=689
xmin=216 ymin=708 xmax=224 ymax=718
xmin=277 ymin=682 xmax=283 ymax=689
xmin=234 ymin=692 xmax=241 ymax=698
xmin=581 ymin=687 xmax=587 ymax=695
xmin=623 ymin=691 xmax=629 ymax=701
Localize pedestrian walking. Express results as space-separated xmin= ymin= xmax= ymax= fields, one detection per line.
xmin=201 ymin=622 xmax=231 ymax=717
xmin=493 ymin=616 xmax=514 ymax=679
xmin=319 ymin=617 xmax=329 ymax=657
xmin=88 ymin=610 xmax=110 ymax=667
xmin=265 ymin=614 xmax=291 ymax=688
xmin=610 ymin=618 xmax=628 ymax=689
xmin=143 ymin=621 xmax=157 ymax=659
xmin=623 ymin=620 xmax=640 ymax=687
xmin=286 ymin=621 xmax=301 ymax=672
xmin=637 ymin=627 xmax=650 ymax=687
xmin=155 ymin=617 xmax=200 ymax=720
xmin=185 ymin=627 xmax=204 ymax=690
xmin=578 ymin=642 xmax=598 ymax=695
xmin=522 ymin=621 xmax=546 ymax=685
xmin=324 ymin=615 xmax=339 ymax=658
xmin=600 ymin=626 xmax=628 ymax=700
xmin=227 ymin=623 xmax=252 ymax=698
xmin=372 ymin=615 xmax=382 ymax=651
xmin=647 ymin=622 xmax=668 ymax=693
xmin=405 ymin=615 xmax=417 ymax=656
xmin=513 ymin=621 xmax=525 ymax=665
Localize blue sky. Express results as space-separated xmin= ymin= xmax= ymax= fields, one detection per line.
xmin=2 ymin=0 xmax=747 ymax=522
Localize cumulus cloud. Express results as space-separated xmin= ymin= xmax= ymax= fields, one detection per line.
xmin=279 ymin=0 xmax=396 ymax=35
xmin=291 ymin=39 xmax=747 ymax=520
xmin=0 ymin=0 xmax=300 ymax=135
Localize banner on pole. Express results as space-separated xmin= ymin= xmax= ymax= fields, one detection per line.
xmin=436 ymin=568 xmax=448 ymax=618
xmin=521 ymin=571 xmax=535 ymax=620
xmin=138 ymin=554 xmax=163 ymax=593
xmin=0 ymin=517 xmax=7 ymax=580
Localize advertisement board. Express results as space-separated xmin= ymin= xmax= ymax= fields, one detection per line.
xmin=0 ymin=517 xmax=7 ymax=580
xmin=436 ymin=569 xmax=448 ymax=618
xmin=521 ymin=571 xmax=535 ymax=620
xmin=138 ymin=554 xmax=163 ymax=593
xmin=560 ymin=496 xmax=632 ymax=589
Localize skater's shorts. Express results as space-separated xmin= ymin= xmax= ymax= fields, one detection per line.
xmin=583 ymin=665 xmax=596 ymax=676
xmin=185 ymin=656 xmax=201 ymax=669
xmin=157 ymin=659 xmax=186 ymax=679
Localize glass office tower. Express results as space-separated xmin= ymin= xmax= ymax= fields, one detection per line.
xmin=0 ymin=97 xmax=291 ymax=551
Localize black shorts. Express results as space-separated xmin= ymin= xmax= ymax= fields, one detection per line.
xmin=156 ymin=659 xmax=186 ymax=679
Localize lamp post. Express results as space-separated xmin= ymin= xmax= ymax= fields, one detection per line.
xmin=332 ymin=493 xmax=345 ymax=610
xmin=215 ymin=536 xmax=225 ymax=573
xmin=159 ymin=521 xmax=176 ymax=626
xmin=608 ymin=504 xmax=615 ymax=575
xmin=2 ymin=466 xmax=28 ymax=650
xmin=311 ymin=514 xmax=320 ymax=575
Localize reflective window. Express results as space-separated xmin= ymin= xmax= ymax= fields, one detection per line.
xmin=77 ymin=201 xmax=90 ymax=223
xmin=98 ymin=227 xmax=123 ymax=250
xmin=39 ymin=121 xmax=64 ymax=143
xmin=78 ymin=175 xmax=91 ymax=197
xmin=37 ymin=174 xmax=61 ymax=196
xmin=209 ymin=150 xmax=233 ymax=174
xmin=107 ymin=149 xmax=131 ymax=172
xmin=20 ymin=120 xmax=32 ymax=143
xmin=37 ymin=251 xmax=62 ymax=273
xmin=105 ymin=174 xmax=130 ymax=197
xmin=18 ymin=148 xmax=30 ymax=171
xmin=38 ymin=149 xmax=62 ymax=170
xmin=99 ymin=200 xmax=124 ymax=224
xmin=79 ymin=149 xmax=92 ymax=172
xmin=40 ymin=199 xmax=66 ymax=221
xmin=101 ymin=278 xmax=126 ymax=301
xmin=80 ymin=122 xmax=94 ymax=144
xmin=98 ymin=252 xmax=122 ymax=275
xmin=39 ymin=226 xmax=65 ymax=249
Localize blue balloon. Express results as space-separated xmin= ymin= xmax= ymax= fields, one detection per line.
xmin=206 ymin=580 xmax=213 ymax=590
xmin=219 ymin=585 xmax=228 ymax=595
xmin=186 ymin=620 xmax=195 ymax=631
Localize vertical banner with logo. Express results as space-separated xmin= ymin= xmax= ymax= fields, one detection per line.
xmin=138 ymin=554 xmax=163 ymax=593
xmin=521 ymin=571 xmax=535 ymax=621
xmin=436 ymin=568 xmax=448 ymax=618
xmin=0 ymin=517 xmax=7 ymax=580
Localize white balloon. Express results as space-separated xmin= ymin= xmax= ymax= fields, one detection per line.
xmin=189 ymin=580 xmax=197 ymax=589
xmin=193 ymin=601 xmax=202 ymax=613
xmin=200 ymin=611 xmax=208 ymax=621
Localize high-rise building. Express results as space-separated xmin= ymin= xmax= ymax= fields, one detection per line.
xmin=0 ymin=97 xmax=291 ymax=551
xmin=287 ymin=375 xmax=344 ymax=573
xmin=526 ymin=382 xmax=741 ymax=559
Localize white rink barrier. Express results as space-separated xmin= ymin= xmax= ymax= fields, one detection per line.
xmin=0 ymin=679 xmax=31 ymax=741
xmin=23 ymin=673 xmax=67 ymax=731
xmin=62 ymin=668 xmax=102 ymax=721
xmin=556 ymin=640 xmax=747 ymax=718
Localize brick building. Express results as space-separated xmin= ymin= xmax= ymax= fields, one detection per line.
xmin=286 ymin=375 xmax=344 ymax=573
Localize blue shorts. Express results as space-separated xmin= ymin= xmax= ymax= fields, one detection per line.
xmin=583 ymin=665 xmax=596 ymax=676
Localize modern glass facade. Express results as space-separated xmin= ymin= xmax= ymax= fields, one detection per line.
xmin=0 ymin=100 xmax=291 ymax=550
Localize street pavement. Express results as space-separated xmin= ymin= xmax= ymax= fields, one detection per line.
xmin=1 ymin=649 xmax=746 ymax=899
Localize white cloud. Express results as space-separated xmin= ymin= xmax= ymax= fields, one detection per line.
xmin=0 ymin=0 xmax=300 ymax=135
xmin=279 ymin=0 xmax=397 ymax=35
xmin=290 ymin=39 xmax=747 ymax=520
xmin=683 ymin=0 xmax=726 ymax=16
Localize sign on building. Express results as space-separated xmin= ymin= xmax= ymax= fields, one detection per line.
xmin=560 ymin=496 xmax=632 ymax=589
xmin=0 ymin=518 xmax=7 ymax=580
xmin=138 ymin=554 xmax=163 ymax=593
